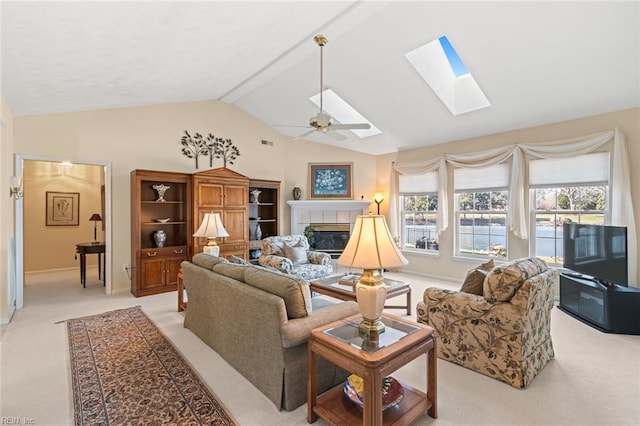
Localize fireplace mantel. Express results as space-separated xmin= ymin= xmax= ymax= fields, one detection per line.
xmin=287 ymin=199 xmax=373 ymax=235
xmin=286 ymin=200 xmax=372 ymax=210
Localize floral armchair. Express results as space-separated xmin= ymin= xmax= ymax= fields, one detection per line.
xmin=258 ymin=235 xmax=333 ymax=281
xmin=417 ymin=257 xmax=558 ymax=388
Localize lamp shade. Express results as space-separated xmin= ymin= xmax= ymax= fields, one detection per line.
xmin=193 ymin=213 xmax=229 ymax=239
xmin=337 ymin=215 xmax=407 ymax=270
xmin=89 ymin=213 xmax=102 ymax=221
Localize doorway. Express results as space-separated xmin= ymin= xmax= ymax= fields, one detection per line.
xmin=13 ymin=154 xmax=112 ymax=310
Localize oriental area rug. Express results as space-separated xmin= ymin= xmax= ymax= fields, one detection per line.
xmin=67 ymin=306 xmax=236 ymax=425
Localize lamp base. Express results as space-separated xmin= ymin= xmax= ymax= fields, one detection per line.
xmin=355 ymin=269 xmax=387 ymax=335
xmin=359 ymin=317 xmax=386 ymax=335
xmin=203 ymin=245 xmax=220 ymax=257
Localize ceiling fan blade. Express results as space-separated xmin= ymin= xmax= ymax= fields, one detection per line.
xmin=274 ymin=124 xmax=311 ymax=129
xmin=330 ymin=123 xmax=371 ymax=130
xmin=294 ymin=129 xmax=315 ymax=140
xmin=326 ymin=131 xmax=349 ymax=142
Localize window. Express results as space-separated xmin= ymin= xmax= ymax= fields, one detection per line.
xmin=529 ymin=152 xmax=609 ymax=265
xmin=454 ymin=164 xmax=509 ymax=258
xmin=399 ymin=172 xmax=438 ymax=252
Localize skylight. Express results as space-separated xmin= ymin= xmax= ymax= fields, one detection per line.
xmin=309 ymin=89 xmax=381 ymax=138
xmin=405 ymin=35 xmax=490 ymax=116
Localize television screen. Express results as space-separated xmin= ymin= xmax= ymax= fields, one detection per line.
xmin=563 ymin=223 xmax=628 ymax=286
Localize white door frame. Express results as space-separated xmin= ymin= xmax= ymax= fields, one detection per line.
xmin=13 ymin=154 xmax=112 ymax=309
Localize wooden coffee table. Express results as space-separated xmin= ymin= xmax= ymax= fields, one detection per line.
xmin=307 ymin=313 xmax=437 ymax=425
xmin=310 ymin=274 xmax=412 ymax=315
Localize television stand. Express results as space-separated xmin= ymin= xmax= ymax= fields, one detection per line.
xmin=559 ymin=273 xmax=640 ymax=335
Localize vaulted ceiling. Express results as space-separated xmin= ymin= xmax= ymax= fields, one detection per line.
xmin=2 ymin=1 xmax=638 ymax=155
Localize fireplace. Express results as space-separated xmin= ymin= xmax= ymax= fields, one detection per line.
xmin=310 ymin=223 xmax=350 ymax=254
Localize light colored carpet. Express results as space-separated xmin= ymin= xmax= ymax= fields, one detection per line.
xmin=1 ymin=266 xmax=639 ymax=425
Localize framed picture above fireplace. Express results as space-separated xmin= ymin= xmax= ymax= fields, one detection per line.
xmin=309 ymin=162 xmax=353 ymax=199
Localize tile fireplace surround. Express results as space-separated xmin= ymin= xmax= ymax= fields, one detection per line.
xmin=287 ymin=200 xmax=373 ymax=236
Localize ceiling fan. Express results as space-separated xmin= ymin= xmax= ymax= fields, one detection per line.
xmin=283 ymin=35 xmax=371 ymax=139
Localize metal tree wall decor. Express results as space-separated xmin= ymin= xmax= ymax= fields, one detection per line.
xmin=213 ymin=137 xmax=240 ymax=168
xmin=180 ymin=131 xmax=241 ymax=169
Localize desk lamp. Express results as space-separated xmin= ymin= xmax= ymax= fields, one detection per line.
xmin=89 ymin=213 xmax=102 ymax=243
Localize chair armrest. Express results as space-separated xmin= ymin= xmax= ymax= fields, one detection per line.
xmin=258 ymin=254 xmax=293 ymax=273
xmin=307 ymin=250 xmax=332 ymax=265
xmin=280 ymin=301 xmax=359 ymax=348
xmin=421 ymin=287 xmax=524 ymax=333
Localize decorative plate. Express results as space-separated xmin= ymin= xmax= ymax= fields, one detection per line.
xmin=343 ymin=374 xmax=404 ymax=410
xmin=155 ymin=218 xmax=171 ymax=223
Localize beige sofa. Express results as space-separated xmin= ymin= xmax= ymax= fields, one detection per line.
xmin=417 ymin=257 xmax=557 ymax=388
xmin=181 ymin=253 xmax=359 ymax=411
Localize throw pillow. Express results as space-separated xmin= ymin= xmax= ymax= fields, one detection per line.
xmin=460 ymin=269 xmax=489 ymax=295
xmin=478 ymin=258 xmax=495 ymax=272
xmin=459 ymin=258 xmax=495 ymax=295
xmin=283 ymin=243 xmax=309 ymax=265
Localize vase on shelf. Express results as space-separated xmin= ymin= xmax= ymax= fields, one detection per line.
xmin=293 ymin=187 xmax=302 ymax=200
xmin=153 ymin=230 xmax=167 ymax=248
xmin=250 ymin=189 xmax=262 ymax=204
xmin=255 ymin=223 xmax=262 ymax=240
xmin=152 ymin=184 xmax=170 ymax=202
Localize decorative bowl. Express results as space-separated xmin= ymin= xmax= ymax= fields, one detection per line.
xmin=155 ymin=218 xmax=171 ymax=223
xmin=343 ymin=374 xmax=404 ymax=410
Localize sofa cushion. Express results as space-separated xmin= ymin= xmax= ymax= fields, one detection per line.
xmin=230 ymin=255 xmax=252 ymax=265
xmin=212 ymin=262 xmax=252 ymax=282
xmin=460 ymin=258 xmax=494 ymax=295
xmin=244 ymin=266 xmax=312 ymax=319
xmin=484 ymin=257 xmax=548 ymax=302
xmin=283 ymin=243 xmax=309 ymax=265
xmin=191 ymin=253 xmax=228 ymax=270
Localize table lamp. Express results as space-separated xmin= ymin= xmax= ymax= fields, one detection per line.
xmin=193 ymin=212 xmax=229 ymax=256
xmin=89 ymin=213 xmax=102 ymax=243
xmin=337 ymin=215 xmax=408 ymax=334
xmin=373 ymin=192 xmax=384 ymax=214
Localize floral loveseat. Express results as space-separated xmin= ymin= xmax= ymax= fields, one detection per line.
xmin=258 ymin=234 xmax=333 ymax=281
xmin=417 ymin=257 xmax=558 ymax=388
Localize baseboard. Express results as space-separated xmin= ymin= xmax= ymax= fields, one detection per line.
xmin=0 ymin=304 xmax=16 ymax=325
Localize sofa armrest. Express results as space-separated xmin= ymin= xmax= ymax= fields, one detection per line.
xmin=307 ymin=250 xmax=331 ymax=265
xmin=258 ymin=254 xmax=293 ymax=273
xmin=280 ymin=301 xmax=359 ymax=348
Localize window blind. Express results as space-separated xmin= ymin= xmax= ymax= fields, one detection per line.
xmin=529 ymin=152 xmax=609 ymax=187
xmin=399 ymin=171 xmax=438 ymax=194
xmin=454 ymin=163 xmax=509 ymax=191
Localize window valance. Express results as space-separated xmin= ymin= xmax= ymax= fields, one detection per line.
xmin=390 ymin=128 xmax=636 ymax=283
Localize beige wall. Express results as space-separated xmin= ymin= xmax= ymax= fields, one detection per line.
xmin=23 ymin=161 xmax=104 ymax=272
xmin=377 ymin=108 xmax=640 ymax=282
xmin=1 ymin=97 xmax=16 ymax=321
xmin=12 ymin=100 xmax=377 ymax=294
xmin=7 ymin=99 xmax=639 ymax=306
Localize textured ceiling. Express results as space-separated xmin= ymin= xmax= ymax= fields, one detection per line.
xmin=2 ymin=1 xmax=639 ymax=155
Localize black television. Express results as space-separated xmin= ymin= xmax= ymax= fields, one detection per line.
xmin=563 ymin=223 xmax=628 ymax=287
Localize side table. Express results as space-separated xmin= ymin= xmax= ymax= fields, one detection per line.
xmin=177 ymin=269 xmax=187 ymax=312
xmin=307 ymin=313 xmax=437 ymax=425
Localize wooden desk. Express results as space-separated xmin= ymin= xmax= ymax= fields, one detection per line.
xmin=308 ymin=313 xmax=437 ymax=425
xmin=75 ymin=242 xmax=105 ymax=288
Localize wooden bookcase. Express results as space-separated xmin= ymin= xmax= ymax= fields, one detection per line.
xmin=248 ymin=179 xmax=280 ymax=262
xmin=192 ymin=168 xmax=249 ymax=260
xmin=130 ymin=169 xmax=191 ymax=297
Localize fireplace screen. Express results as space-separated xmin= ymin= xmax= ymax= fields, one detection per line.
xmin=310 ymin=223 xmax=350 ymax=253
